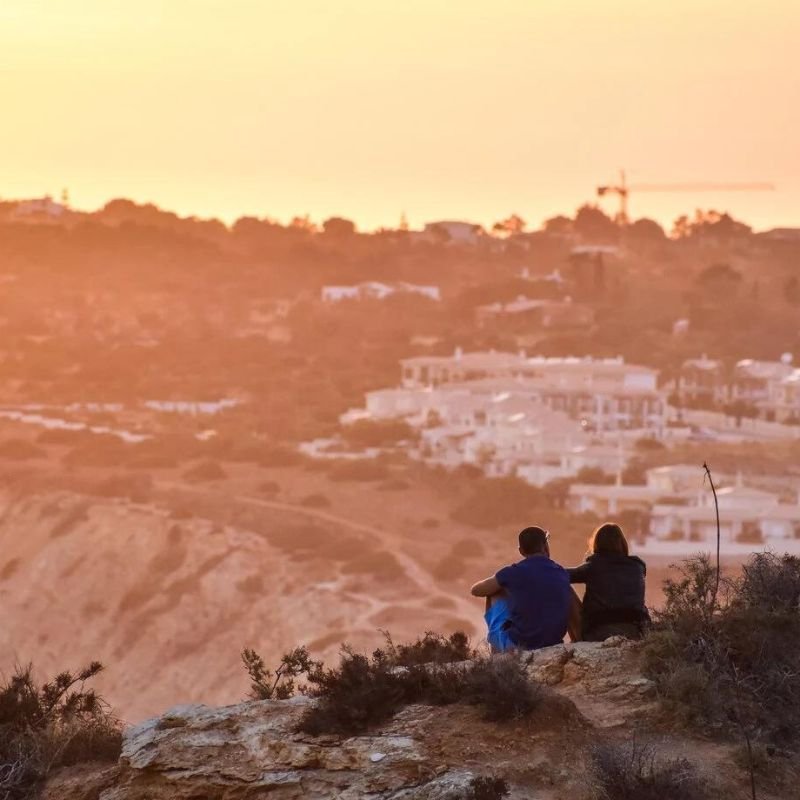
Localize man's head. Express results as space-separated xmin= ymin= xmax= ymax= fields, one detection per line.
xmin=518 ymin=526 xmax=550 ymax=557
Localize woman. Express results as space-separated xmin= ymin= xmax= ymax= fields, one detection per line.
xmin=568 ymin=522 xmax=650 ymax=642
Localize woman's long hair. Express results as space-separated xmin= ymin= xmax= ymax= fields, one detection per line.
xmin=588 ymin=522 xmax=629 ymax=557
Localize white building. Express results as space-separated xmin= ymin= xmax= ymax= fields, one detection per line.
xmin=399 ymin=351 xmax=665 ymax=433
xmin=14 ymin=196 xmax=67 ymax=220
xmin=771 ymin=370 xmax=800 ymax=422
xmin=568 ymin=464 xmax=709 ymax=516
xmin=422 ymin=221 xmax=484 ymax=245
xmin=650 ymin=484 xmax=800 ymax=544
xmin=476 ymin=297 xmax=595 ymax=329
xmin=730 ymin=358 xmax=794 ymax=409
xmin=673 ymin=356 xmax=728 ymax=405
xmin=321 ymin=282 xmax=441 ymax=303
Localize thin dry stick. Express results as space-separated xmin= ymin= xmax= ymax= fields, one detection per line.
xmin=729 ymin=662 xmax=758 ymax=800
xmin=703 ymin=462 xmax=721 ymax=612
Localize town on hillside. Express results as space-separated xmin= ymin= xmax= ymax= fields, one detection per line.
xmin=1 ymin=196 xmax=799 ymax=563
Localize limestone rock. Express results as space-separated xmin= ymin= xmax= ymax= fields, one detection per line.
xmin=43 ymin=638 xmax=725 ymax=800
xmin=527 ymin=639 xmax=656 ymax=728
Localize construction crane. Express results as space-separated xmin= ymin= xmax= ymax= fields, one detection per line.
xmin=597 ymin=170 xmax=775 ymax=224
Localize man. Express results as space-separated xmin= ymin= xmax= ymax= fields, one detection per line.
xmin=470 ymin=526 xmax=571 ymax=652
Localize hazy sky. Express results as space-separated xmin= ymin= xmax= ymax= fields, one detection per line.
xmin=2 ymin=1 xmax=798 ymax=230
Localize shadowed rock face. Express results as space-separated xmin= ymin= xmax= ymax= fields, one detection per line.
xmin=42 ymin=640 xmax=694 ymax=800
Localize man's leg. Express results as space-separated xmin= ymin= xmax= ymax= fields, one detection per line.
xmin=484 ymin=593 xmax=515 ymax=653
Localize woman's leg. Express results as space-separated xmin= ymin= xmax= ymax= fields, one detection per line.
xmin=567 ymin=587 xmax=583 ymax=643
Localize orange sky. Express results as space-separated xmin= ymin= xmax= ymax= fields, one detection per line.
xmin=2 ymin=1 xmax=798 ymax=231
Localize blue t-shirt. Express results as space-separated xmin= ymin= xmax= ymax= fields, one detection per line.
xmin=495 ymin=556 xmax=571 ymax=649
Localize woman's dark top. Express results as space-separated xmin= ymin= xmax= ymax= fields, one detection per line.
xmin=567 ymin=553 xmax=650 ymax=638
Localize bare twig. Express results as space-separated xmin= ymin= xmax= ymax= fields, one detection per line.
xmin=728 ymin=662 xmax=759 ymax=800
xmin=703 ymin=462 xmax=721 ymax=613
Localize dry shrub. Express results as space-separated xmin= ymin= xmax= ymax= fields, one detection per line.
xmin=432 ymin=557 xmax=467 ymax=582
xmin=241 ymin=634 xmax=539 ymax=736
xmin=125 ymin=454 xmax=177 ymax=470
xmin=378 ymin=478 xmax=411 ymax=491
xmin=0 ymin=662 xmax=121 ymax=800
xmin=382 ymin=631 xmax=475 ymax=666
xmin=169 ymin=506 xmax=193 ymax=520
xmin=127 ymin=434 xmax=203 ymax=465
xmin=341 ymin=419 xmax=418 ymax=449
xmin=643 ymin=553 xmax=800 ymax=745
xmin=236 ymin=574 xmax=264 ymax=594
xmin=298 ymin=646 xmax=539 ymax=735
xmin=0 ymin=558 xmax=20 ymax=581
xmin=62 ymin=435 xmax=129 ymax=468
xmin=241 ymin=648 xmax=318 ymax=701
xmin=0 ymin=440 xmax=45 ymax=460
xmin=588 ymin=738 xmax=708 ymax=800
xmin=36 ymin=429 xmax=86 ymax=446
xmin=182 ymin=459 xmax=227 ymax=482
xmin=257 ymin=446 xmax=301 ymax=467
xmin=464 ymin=776 xmax=509 ymax=799
xmin=49 ymin=504 xmax=90 ymax=539
xmin=93 ymin=473 xmax=153 ymax=502
xmin=328 ymin=459 xmax=390 ymax=482
xmin=299 ymin=493 xmax=330 ymax=508
xmin=450 ymin=477 xmax=545 ymax=529
xmin=339 ymin=550 xmax=401 ymax=578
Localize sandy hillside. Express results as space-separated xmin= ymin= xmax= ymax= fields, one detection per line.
xmin=1 ymin=452 xmax=678 ymax=723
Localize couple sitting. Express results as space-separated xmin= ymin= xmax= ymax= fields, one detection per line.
xmin=470 ymin=523 xmax=649 ymax=651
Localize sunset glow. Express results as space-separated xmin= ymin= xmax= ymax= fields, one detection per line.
xmin=2 ymin=0 xmax=798 ymax=228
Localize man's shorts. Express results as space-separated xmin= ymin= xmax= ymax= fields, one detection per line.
xmin=484 ymin=596 xmax=516 ymax=652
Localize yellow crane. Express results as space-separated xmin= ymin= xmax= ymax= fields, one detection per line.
xmin=597 ymin=170 xmax=775 ymax=224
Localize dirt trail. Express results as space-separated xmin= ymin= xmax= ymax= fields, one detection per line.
xmin=159 ymin=482 xmax=481 ymax=634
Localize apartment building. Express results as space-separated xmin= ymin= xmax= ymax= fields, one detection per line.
xmin=399 ymin=351 xmax=665 ymax=432
xmin=673 ymin=356 xmax=727 ymax=405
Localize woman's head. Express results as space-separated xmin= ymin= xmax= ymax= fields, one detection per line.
xmin=589 ymin=522 xmax=629 ymax=557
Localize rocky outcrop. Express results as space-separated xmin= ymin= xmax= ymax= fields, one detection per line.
xmin=526 ymin=637 xmax=658 ymax=728
xmin=43 ymin=639 xmax=731 ymax=800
